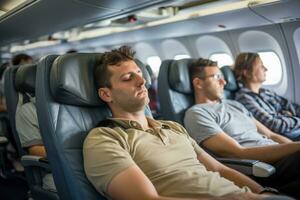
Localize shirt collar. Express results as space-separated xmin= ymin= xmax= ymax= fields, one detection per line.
xmin=238 ymin=82 xmax=265 ymax=94
xmin=107 ymin=117 xmax=170 ymax=131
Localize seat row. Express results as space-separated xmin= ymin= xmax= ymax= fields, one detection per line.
xmin=3 ymin=54 xmax=274 ymax=200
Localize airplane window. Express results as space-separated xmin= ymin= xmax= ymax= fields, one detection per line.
xmin=146 ymin=56 xmax=161 ymax=77
xmin=209 ymin=53 xmax=233 ymax=67
xmin=174 ymin=54 xmax=191 ymax=60
xmin=258 ymin=51 xmax=282 ymax=85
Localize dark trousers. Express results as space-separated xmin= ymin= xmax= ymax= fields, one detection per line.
xmin=254 ymin=151 xmax=300 ymax=199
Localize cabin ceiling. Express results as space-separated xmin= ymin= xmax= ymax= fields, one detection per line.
xmin=0 ymin=0 xmax=182 ymax=46
xmin=1 ymin=0 xmax=300 ymax=55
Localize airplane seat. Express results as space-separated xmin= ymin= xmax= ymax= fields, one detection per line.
xmin=4 ymin=66 xmax=26 ymax=157
xmin=145 ymin=64 xmax=160 ymax=118
xmin=4 ymin=64 xmax=59 ymax=200
xmin=220 ymin=65 xmax=239 ymax=99
xmin=36 ymin=53 xmax=152 ymax=200
xmin=157 ymin=59 xmax=195 ymax=123
xmin=157 ymin=59 xmax=275 ymax=178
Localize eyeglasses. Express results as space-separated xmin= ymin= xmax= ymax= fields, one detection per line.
xmin=198 ymin=72 xmax=224 ymax=81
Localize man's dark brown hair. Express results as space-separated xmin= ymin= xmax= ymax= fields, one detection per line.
xmin=189 ymin=58 xmax=218 ymax=82
xmin=94 ymin=46 xmax=136 ymax=88
xmin=11 ymin=53 xmax=33 ymax=65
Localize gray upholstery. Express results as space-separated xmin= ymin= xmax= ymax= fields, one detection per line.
xmin=15 ymin=64 xmax=37 ymax=94
xmin=36 ymin=53 xmax=152 ymax=200
xmin=157 ymin=59 xmax=195 ymax=123
xmin=220 ymin=65 xmax=239 ymax=99
xmin=4 ymin=66 xmax=25 ymax=156
xmin=4 ymin=64 xmax=59 ymax=200
xmin=169 ymin=59 xmax=194 ymax=94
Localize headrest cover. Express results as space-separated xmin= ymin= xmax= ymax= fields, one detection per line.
xmin=50 ymin=53 xmax=151 ymax=106
xmin=221 ymin=65 xmax=238 ymax=91
xmin=169 ymin=59 xmax=194 ymax=94
xmin=15 ymin=64 xmax=37 ymax=94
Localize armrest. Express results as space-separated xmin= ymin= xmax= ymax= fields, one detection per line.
xmin=217 ymin=157 xmax=276 ymax=177
xmin=0 ymin=136 xmax=8 ymax=145
xmin=21 ymin=155 xmax=51 ymax=172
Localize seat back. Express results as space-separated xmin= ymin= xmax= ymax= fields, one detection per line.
xmin=36 ymin=53 xmax=152 ymax=200
xmin=4 ymin=64 xmax=60 ymax=199
xmin=4 ymin=64 xmax=36 ymax=156
xmin=220 ymin=65 xmax=239 ymax=99
xmin=157 ymin=59 xmax=195 ymax=124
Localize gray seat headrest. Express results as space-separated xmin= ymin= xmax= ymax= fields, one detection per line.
xmin=220 ymin=65 xmax=238 ymax=92
xmin=50 ymin=53 xmax=151 ymax=106
xmin=168 ymin=59 xmax=194 ymax=94
xmin=15 ymin=64 xmax=37 ymax=94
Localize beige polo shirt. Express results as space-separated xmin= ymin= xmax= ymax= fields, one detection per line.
xmin=83 ymin=117 xmax=248 ymax=199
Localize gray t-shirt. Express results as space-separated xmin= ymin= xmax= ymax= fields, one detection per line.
xmin=16 ymin=97 xmax=42 ymax=148
xmin=184 ymin=99 xmax=277 ymax=147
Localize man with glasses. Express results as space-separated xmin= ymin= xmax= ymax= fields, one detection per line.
xmin=184 ymin=58 xmax=300 ymax=199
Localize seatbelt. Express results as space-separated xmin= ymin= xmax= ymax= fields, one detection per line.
xmin=97 ymin=119 xmax=124 ymax=129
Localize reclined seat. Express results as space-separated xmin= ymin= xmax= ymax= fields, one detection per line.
xmin=35 ymin=53 xmax=152 ymax=200
xmin=157 ymin=59 xmax=275 ymax=177
xmin=4 ymin=66 xmax=25 ymax=157
xmin=220 ymin=65 xmax=239 ymax=99
xmin=4 ymin=64 xmax=59 ymax=200
xmin=157 ymin=59 xmax=195 ymax=123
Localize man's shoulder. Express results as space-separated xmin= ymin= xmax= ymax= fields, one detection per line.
xmin=84 ymin=126 xmax=122 ymax=148
xmin=225 ymin=99 xmax=248 ymax=111
xmin=186 ymin=104 xmax=208 ymax=113
xmin=260 ymin=88 xmax=275 ymax=96
xmin=19 ymin=101 xmax=36 ymax=110
xmin=225 ymin=99 xmax=242 ymax=106
xmin=16 ymin=101 xmax=37 ymax=119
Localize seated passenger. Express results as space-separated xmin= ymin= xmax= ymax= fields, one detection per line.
xmin=0 ymin=54 xmax=33 ymax=112
xmin=11 ymin=53 xmax=33 ymax=66
xmin=233 ymin=52 xmax=300 ymax=140
xmin=83 ymin=46 xmax=278 ymax=200
xmin=184 ymin=58 xmax=300 ymax=199
xmin=15 ymin=78 xmax=56 ymax=192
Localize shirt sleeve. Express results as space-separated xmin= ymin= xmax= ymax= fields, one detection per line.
xmin=184 ymin=106 xmax=223 ymax=144
xmin=15 ymin=102 xmax=42 ymax=148
xmin=236 ymin=91 xmax=300 ymax=134
xmin=83 ymin=127 xmax=135 ymax=197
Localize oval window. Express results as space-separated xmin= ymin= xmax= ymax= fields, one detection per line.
xmin=258 ymin=51 xmax=282 ymax=85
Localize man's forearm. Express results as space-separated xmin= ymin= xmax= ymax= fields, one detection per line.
xmin=269 ymin=133 xmax=292 ymax=144
xmin=28 ymin=145 xmax=47 ymax=157
xmin=239 ymin=142 xmax=300 ymax=163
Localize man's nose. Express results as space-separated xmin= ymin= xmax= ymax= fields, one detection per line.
xmin=136 ymin=74 xmax=146 ymax=86
xmin=219 ymin=78 xmax=226 ymax=86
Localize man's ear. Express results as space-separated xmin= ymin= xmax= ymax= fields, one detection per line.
xmin=192 ymin=77 xmax=202 ymax=89
xmin=98 ymin=88 xmax=112 ymax=103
